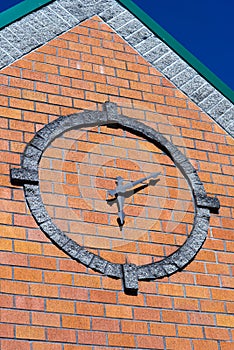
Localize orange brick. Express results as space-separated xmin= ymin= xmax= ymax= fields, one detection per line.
xmin=32 ymin=343 xmax=62 ymax=350
xmin=14 ymin=240 xmax=42 ymax=254
xmin=76 ymin=302 xmax=104 ymax=317
xmin=146 ymin=295 xmax=172 ymax=309
xmin=190 ymin=312 xmax=215 ymax=325
xmin=137 ymin=335 xmax=164 ymax=349
xmin=158 ymin=283 xmax=184 ymax=296
xmin=15 ymin=296 xmax=44 ymax=311
xmin=60 ymin=286 xmax=88 ymax=301
xmin=106 ymin=305 xmax=133 ymax=319
xmin=47 ymin=328 xmax=76 ymax=343
xmin=205 ymin=327 xmax=230 ymax=340
xmin=44 ymin=271 xmax=72 ymax=285
xmin=220 ymin=343 xmax=234 ymax=350
xmin=30 ymin=284 xmax=58 ymax=298
xmin=216 ymin=315 xmax=234 ymax=327
xmin=162 ymin=310 xmax=188 ymax=324
xmin=121 ymin=320 xmax=148 ymax=334
xmin=47 ymin=299 xmax=75 ymax=314
xmin=92 ymin=318 xmax=119 ymax=332
xmin=108 ymin=333 xmax=135 ymax=348
xmin=174 ymin=298 xmax=199 ymax=311
xmin=166 ymin=338 xmax=192 ymax=350
xmin=134 ymin=307 xmax=160 ymax=321
xmin=150 ymin=323 xmax=176 ymax=336
xmin=16 ymin=326 xmax=45 ymax=340
xmin=1 ymin=340 xmax=31 ymax=350
xmin=193 ymin=340 xmax=219 ymax=350
xmin=90 ymin=290 xmax=117 ymax=303
xmin=32 ymin=312 xmax=60 ymax=327
xmin=78 ymin=331 xmax=106 ymax=345
xmin=14 ymin=267 xmax=42 ymax=282
xmin=62 ymin=315 xmax=90 ymax=330
xmin=178 ymin=325 xmax=203 ymax=338
xmin=0 ymin=323 xmax=14 ymax=337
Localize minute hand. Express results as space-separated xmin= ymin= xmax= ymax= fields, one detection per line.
xmin=118 ymin=172 xmax=161 ymax=194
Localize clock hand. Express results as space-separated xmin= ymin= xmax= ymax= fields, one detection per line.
xmin=106 ymin=173 xmax=161 ymax=226
xmin=107 ymin=172 xmax=161 ymax=198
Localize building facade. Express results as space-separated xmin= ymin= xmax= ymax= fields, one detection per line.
xmin=0 ymin=1 xmax=233 ymax=349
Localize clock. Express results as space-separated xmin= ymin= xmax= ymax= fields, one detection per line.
xmin=10 ymin=102 xmax=220 ymax=294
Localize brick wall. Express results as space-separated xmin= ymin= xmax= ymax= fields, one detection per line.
xmin=0 ymin=16 xmax=233 ymax=350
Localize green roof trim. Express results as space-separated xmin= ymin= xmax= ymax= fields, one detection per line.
xmin=118 ymin=0 xmax=234 ymax=103
xmin=0 ymin=0 xmax=53 ymax=29
xmin=0 ymin=0 xmax=233 ymax=103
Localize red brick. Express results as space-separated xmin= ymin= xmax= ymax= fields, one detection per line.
xmin=32 ymin=312 xmax=60 ymax=327
xmin=79 ymin=331 xmax=106 ymax=345
xmin=92 ymin=318 xmax=119 ymax=332
xmin=15 ymin=296 xmax=44 ymax=311
xmin=62 ymin=315 xmax=90 ymax=330
xmin=108 ymin=334 xmax=135 ymax=348
xmin=137 ymin=335 xmax=164 ymax=349
xmin=1 ymin=340 xmax=31 ymax=350
xmin=47 ymin=328 xmax=76 ymax=343
xmin=193 ymin=340 xmax=219 ymax=350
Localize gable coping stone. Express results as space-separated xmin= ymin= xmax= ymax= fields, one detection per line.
xmin=0 ymin=0 xmax=233 ymax=137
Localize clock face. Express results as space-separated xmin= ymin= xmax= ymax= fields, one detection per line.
xmin=39 ymin=123 xmax=194 ymax=266
xmin=10 ymin=102 xmax=219 ymax=293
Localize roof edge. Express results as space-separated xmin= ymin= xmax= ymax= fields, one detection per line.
xmin=117 ymin=0 xmax=234 ymax=104
xmin=0 ymin=0 xmax=54 ymax=29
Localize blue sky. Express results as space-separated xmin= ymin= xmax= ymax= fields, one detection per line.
xmin=132 ymin=0 xmax=234 ymax=91
xmin=1 ymin=0 xmax=233 ymax=91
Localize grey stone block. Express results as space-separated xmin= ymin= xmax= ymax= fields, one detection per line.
xmin=126 ymin=27 xmax=152 ymax=47
xmin=26 ymin=195 xmax=43 ymax=211
xmin=99 ymin=5 xmax=127 ymax=22
xmin=31 ymin=208 xmax=51 ymax=224
xmin=136 ymin=35 xmax=161 ymax=55
xmin=171 ymin=244 xmax=195 ymax=268
xmin=107 ymin=10 xmax=135 ymax=30
xmin=48 ymin=2 xmax=78 ymax=26
xmin=190 ymin=83 xmax=215 ymax=104
xmin=64 ymin=240 xmax=81 ymax=259
xmin=105 ymin=262 xmax=122 ymax=278
xmin=0 ymin=35 xmax=22 ymax=58
xmin=144 ymin=43 xmax=169 ymax=63
xmin=117 ymin=19 xmax=143 ymax=38
xmin=197 ymin=196 xmax=220 ymax=210
xmin=31 ymin=135 xmax=50 ymax=151
xmin=148 ymin=263 xmax=166 ymax=279
xmin=123 ymin=263 xmax=138 ymax=293
xmin=76 ymin=248 xmax=94 ymax=266
xmin=22 ymin=157 xmax=39 ymax=169
xmin=40 ymin=220 xmax=69 ymax=245
xmin=0 ymin=49 xmax=14 ymax=67
xmin=180 ymin=75 xmax=206 ymax=95
xmin=40 ymin=7 xmax=71 ymax=32
xmin=216 ymin=107 xmax=234 ymax=137
xmin=103 ymin=101 xmax=118 ymax=119
xmin=154 ymin=52 xmax=179 ymax=71
xmin=163 ymin=60 xmax=188 ymax=79
xmin=137 ymin=265 xmax=153 ymax=280
xmin=172 ymin=67 xmax=196 ymax=87
xmin=162 ymin=258 xmax=179 ymax=275
xmin=2 ymin=26 xmax=39 ymax=54
xmin=24 ymin=184 xmax=40 ymax=197
xmin=56 ymin=0 xmax=93 ymax=21
xmin=198 ymin=91 xmax=223 ymax=111
xmin=10 ymin=168 xmax=39 ymax=185
xmin=24 ymin=145 xmax=42 ymax=162
xmin=89 ymin=256 xmax=108 ymax=273
xmin=209 ymin=99 xmax=233 ymax=118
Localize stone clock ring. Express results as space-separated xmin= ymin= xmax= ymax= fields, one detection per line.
xmin=10 ymin=102 xmax=220 ymax=294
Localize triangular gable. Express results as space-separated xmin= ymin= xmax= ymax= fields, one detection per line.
xmin=0 ymin=0 xmax=233 ymax=136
